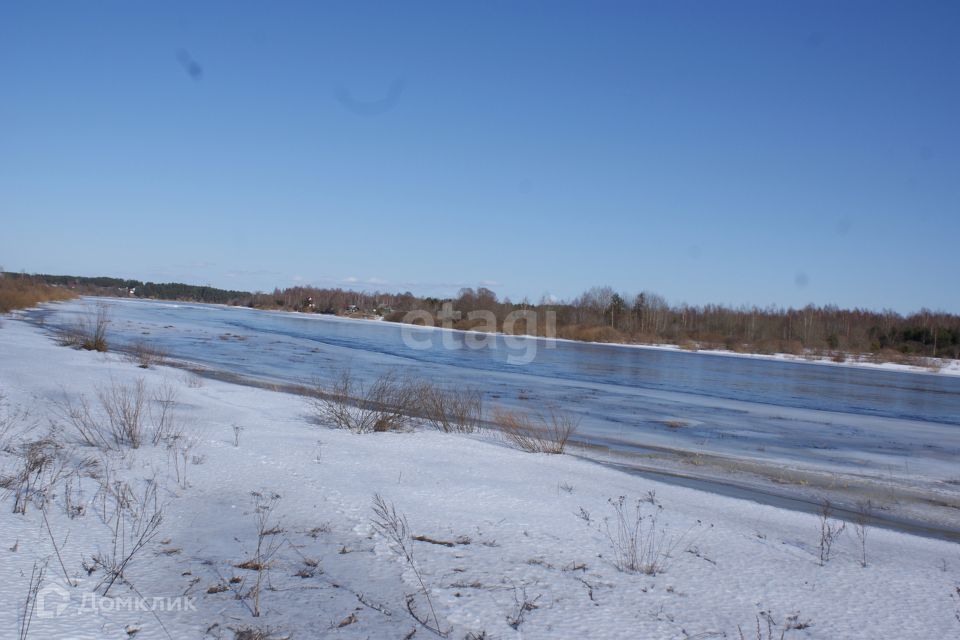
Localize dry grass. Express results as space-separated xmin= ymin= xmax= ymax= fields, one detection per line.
xmin=371 ymin=493 xmax=448 ymax=637
xmin=491 ymin=407 xmax=579 ymax=454
xmin=0 ymin=276 xmax=75 ymax=314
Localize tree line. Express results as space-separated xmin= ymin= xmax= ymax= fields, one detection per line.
xmin=235 ymin=284 xmax=959 ymax=361
xmin=15 ymin=273 xmax=959 ymax=361
xmin=15 ymin=273 xmax=250 ymax=305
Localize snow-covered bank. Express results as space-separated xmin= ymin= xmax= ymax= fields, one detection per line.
xmin=1 ymin=319 xmax=958 ymax=639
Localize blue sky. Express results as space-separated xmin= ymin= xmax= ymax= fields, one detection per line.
xmin=2 ymin=1 xmax=958 ymax=313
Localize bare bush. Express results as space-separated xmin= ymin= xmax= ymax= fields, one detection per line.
xmin=2 ymin=437 xmax=67 ymax=515
xmin=58 ymin=380 xmax=179 ymax=450
xmin=308 ymin=369 xmax=419 ymax=433
xmin=738 ymin=611 xmax=812 ymax=639
xmin=854 ymin=500 xmax=870 ymax=568
xmin=371 ymin=493 xmax=447 ymax=636
xmin=58 ymin=393 xmax=108 ymax=449
xmin=420 ymin=385 xmax=483 ymax=433
xmin=491 ymin=407 xmax=578 ymax=454
xmin=98 ymin=379 xmax=146 ymax=448
xmin=817 ymin=500 xmax=846 ymax=566
xmin=237 ymin=491 xmax=283 ymax=618
xmin=54 ymin=325 xmax=85 ymax=348
xmin=506 ymin=585 xmax=541 ymax=630
xmin=18 ymin=561 xmax=46 ymax=640
xmin=149 ymin=382 xmax=180 ymax=445
xmin=600 ymin=492 xmax=694 ymax=575
xmin=127 ymin=340 xmax=167 ymax=369
xmin=0 ymin=392 xmax=34 ymax=449
xmin=168 ymin=435 xmax=198 ymax=489
xmin=63 ymin=303 xmax=110 ymax=352
xmin=92 ymin=479 xmax=164 ymax=596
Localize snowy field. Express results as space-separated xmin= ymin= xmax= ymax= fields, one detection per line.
xmin=1 ymin=317 xmax=959 ymax=639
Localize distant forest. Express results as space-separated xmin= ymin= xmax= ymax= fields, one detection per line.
xmin=10 ymin=272 xmax=250 ymax=305
xmin=12 ymin=272 xmax=960 ymax=361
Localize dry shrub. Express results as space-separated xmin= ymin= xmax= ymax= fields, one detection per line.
xmin=149 ymin=382 xmax=181 ymax=445
xmin=3 ymin=436 xmax=67 ymax=514
xmin=0 ymin=276 xmax=75 ymax=313
xmin=779 ymin=339 xmax=804 ymax=356
xmin=870 ymin=348 xmax=926 ymax=368
xmin=58 ymin=303 xmax=109 ymax=351
xmin=58 ymin=379 xmax=178 ymax=450
xmin=383 ymin=310 xmax=408 ymax=323
xmin=91 ymin=480 xmax=164 ymax=596
xmin=817 ymin=500 xmax=846 ymax=566
xmin=452 ymin=317 xmax=492 ymax=331
xmin=420 ymin=385 xmax=483 ymax=433
xmin=0 ymin=391 xmax=33 ymax=448
xmin=558 ymin=324 xmax=624 ymax=343
xmin=98 ymin=379 xmax=146 ymax=448
xmin=600 ymin=493 xmax=692 ymax=575
xmin=242 ymin=491 xmax=283 ymax=617
xmin=184 ymin=372 xmax=204 ymax=388
xmin=738 ymin=611 xmax=812 ymax=639
xmin=492 ymin=406 xmax=578 ymax=454
xmin=127 ymin=340 xmax=167 ymax=368
xmin=308 ymin=369 xmax=418 ymax=433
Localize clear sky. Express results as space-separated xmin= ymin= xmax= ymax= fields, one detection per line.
xmin=2 ymin=1 xmax=958 ymax=313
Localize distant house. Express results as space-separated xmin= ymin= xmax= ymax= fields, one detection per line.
xmin=345 ymin=304 xmax=360 ymax=313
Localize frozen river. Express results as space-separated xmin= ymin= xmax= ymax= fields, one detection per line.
xmin=30 ymin=298 xmax=960 ymax=537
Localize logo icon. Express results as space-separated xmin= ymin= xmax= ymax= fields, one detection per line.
xmin=36 ymin=584 xmax=71 ymax=619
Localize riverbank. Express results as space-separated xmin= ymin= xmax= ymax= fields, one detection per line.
xmin=1 ymin=317 xmax=958 ymax=638
xmin=23 ymin=298 xmax=960 ymax=537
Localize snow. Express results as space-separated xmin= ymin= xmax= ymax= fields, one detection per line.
xmin=1 ymin=318 xmax=958 ymax=639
